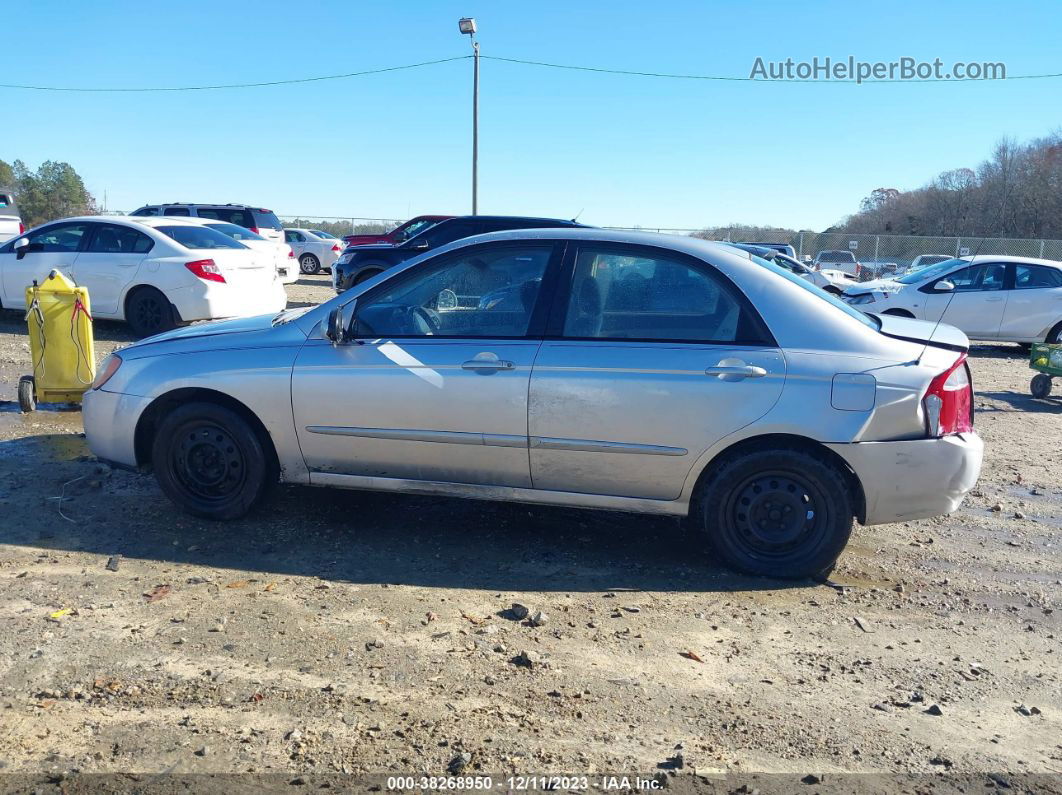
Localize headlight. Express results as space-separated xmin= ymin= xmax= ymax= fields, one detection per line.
xmin=337 ymin=252 xmax=353 ymax=265
xmin=91 ymin=353 xmax=123 ymax=390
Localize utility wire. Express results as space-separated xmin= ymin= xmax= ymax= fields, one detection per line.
xmin=2 ymin=53 xmax=1060 ymax=92
xmin=0 ymin=56 xmax=471 ymax=92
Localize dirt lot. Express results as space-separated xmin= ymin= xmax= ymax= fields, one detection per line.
xmin=0 ymin=275 xmax=1059 ymax=792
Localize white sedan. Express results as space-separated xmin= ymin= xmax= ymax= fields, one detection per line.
xmin=844 ymin=255 xmax=1062 ymax=343
xmin=0 ymin=215 xmax=286 ymax=337
xmin=177 ymin=217 xmax=297 ymax=284
xmin=284 ymin=228 xmax=343 ymax=275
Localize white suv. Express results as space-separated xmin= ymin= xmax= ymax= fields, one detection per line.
xmin=129 ymin=204 xmax=285 ymax=246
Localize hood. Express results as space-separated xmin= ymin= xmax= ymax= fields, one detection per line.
xmin=872 ymin=312 xmax=969 ymax=352
xmin=344 ymin=234 xmax=392 ymax=245
xmin=346 ymin=242 xmax=397 ymax=252
xmin=845 ymin=278 xmax=904 ymax=294
xmin=135 ymin=313 xmax=278 ymax=346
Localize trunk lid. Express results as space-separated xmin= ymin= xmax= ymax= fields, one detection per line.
xmin=872 ymin=312 xmax=969 ymax=352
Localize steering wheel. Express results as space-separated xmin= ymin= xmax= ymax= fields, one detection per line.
xmin=410 ymin=305 xmax=441 ymax=335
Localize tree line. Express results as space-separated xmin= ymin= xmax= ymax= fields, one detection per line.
xmin=0 ymin=159 xmax=97 ymax=228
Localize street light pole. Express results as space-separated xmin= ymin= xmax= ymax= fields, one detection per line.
xmin=459 ymin=17 xmax=479 ymax=215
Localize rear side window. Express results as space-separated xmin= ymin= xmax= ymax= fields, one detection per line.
xmin=157 ymin=225 xmax=247 ymax=250
xmin=198 ymin=207 xmax=254 ymax=227
xmin=562 ymin=246 xmax=769 ymax=344
xmin=130 ymin=207 xmax=158 ymax=216
xmin=87 ymin=224 xmax=154 ymax=254
xmin=164 ymin=207 xmax=191 ymax=216
xmin=252 ymin=209 xmax=283 ymax=230
xmin=1014 ymin=264 xmax=1062 ymax=289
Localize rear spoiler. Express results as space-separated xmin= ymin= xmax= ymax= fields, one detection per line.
xmin=870 ymin=312 xmax=969 ymax=353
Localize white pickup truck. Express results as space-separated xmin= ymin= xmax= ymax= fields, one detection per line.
xmin=0 ymin=189 xmax=22 ymax=243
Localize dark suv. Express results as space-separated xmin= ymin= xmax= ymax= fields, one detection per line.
xmin=333 ymin=215 xmax=586 ymax=291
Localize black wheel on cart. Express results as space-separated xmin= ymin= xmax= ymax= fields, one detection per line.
xmin=1031 ymin=373 xmax=1053 ymax=399
xmin=18 ymin=375 xmax=36 ymax=413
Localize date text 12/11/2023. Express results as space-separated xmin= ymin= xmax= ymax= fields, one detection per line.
xmin=386 ymin=775 xmax=666 ymax=790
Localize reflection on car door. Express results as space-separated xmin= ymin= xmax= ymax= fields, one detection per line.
xmin=72 ymin=223 xmax=153 ymax=315
xmin=998 ymin=264 xmax=1062 ymax=341
xmin=0 ymin=221 xmax=91 ymax=308
xmin=922 ymin=263 xmax=1007 ymax=339
xmin=528 ymin=244 xmax=785 ymax=500
xmin=291 ymin=242 xmax=562 ymax=488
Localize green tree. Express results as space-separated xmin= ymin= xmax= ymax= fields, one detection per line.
xmin=0 ymin=159 xmax=15 ymax=189
xmin=6 ymin=159 xmax=97 ymax=227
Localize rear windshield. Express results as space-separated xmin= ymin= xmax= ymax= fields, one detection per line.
xmin=196 ymin=207 xmax=253 ymax=227
xmin=252 ymin=209 xmax=283 ymax=230
xmin=750 ymin=253 xmax=878 ymax=329
xmin=158 ymin=225 xmax=248 ymax=250
xmin=205 ymin=222 xmax=265 ymax=242
xmin=818 ymin=251 xmax=855 ymax=262
xmin=311 ymin=230 xmax=337 ymax=239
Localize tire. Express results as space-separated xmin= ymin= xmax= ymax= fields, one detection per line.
xmin=299 ymin=254 xmax=320 ymax=275
xmin=882 ymin=308 xmax=915 ymax=318
xmin=126 ymin=287 xmax=177 ymax=338
xmin=17 ymin=375 xmax=36 ymax=413
xmin=694 ymin=447 xmax=854 ymax=579
xmin=151 ymin=402 xmax=274 ymax=520
xmin=1046 ymin=322 xmax=1062 ymax=344
xmin=1031 ymin=373 xmax=1053 ymax=399
xmin=352 ymin=268 xmax=382 ymax=287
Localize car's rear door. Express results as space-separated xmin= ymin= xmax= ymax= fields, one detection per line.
xmin=998 ymin=263 xmax=1062 ymax=341
xmin=528 ymin=243 xmax=785 ymax=500
xmin=291 ymin=240 xmax=564 ymax=488
xmin=72 ymin=223 xmax=153 ymax=315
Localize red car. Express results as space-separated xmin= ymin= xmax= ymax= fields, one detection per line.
xmin=342 ymin=215 xmax=452 ymax=247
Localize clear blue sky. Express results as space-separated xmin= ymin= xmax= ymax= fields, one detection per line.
xmin=4 ymin=0 xmax=1060 ymax=230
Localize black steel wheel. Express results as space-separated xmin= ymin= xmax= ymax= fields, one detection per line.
xmin=127 ymin=287 xmax=177 ymax=338
xmin=151 ymin=402 xmax=274 ymax=519
xmin=695 ymin=447 xmax=854 ymax=578
xmin=1031 ymin=373 xmax=1053 ymax=399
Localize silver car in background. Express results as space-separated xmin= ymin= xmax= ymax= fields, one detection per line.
xmin=83 ymin=229 xmax=983 ymax=578
xmin=285 ymin=228 xmax=343 ymax=275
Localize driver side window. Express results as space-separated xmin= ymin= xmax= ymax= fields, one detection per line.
xmin=355 ymin=245 xmax=554 ymax=339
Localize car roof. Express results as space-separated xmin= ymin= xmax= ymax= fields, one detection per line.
xmin=443 ymin=215 xmax=585 ymax=225
xmin=135 ymin=203 xmax=268 ymax=209
xmin=959 ymin=254 xmax=1062 ymax=267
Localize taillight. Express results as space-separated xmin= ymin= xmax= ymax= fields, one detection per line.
xmin=331 ymin=244 xmax=341 ymax=252
xmin=185 ymin=259 xmax=226 ymax=283
xmin=19 ymin=222 xmax=25 ymax=235
xmin=923 ymin=354 xmax=973 ymax=437
xmin=249 ymin=227 xmax=259 ymax=235
xmin=288 ymin=248 xmax=295 ymax=258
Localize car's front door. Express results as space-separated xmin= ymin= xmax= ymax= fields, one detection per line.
xmin=72 ymin=223 xmax=153 ymax=315
xmin=920 ymin=262 xmax=1007 ymax=339
xmin=528 ymin=244 xmax=785 ymax=500
xmin=0 ymin=221 xmax=92 ymax=308
xmin=291 ymin=241 xmax=562 ymax=487
xmin=998 ymin=263 xmax=1062 ymax=341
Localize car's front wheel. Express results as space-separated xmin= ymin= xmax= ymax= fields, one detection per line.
xmin=151 ymin=402 xmax=274 ymax=520
xmin=695 ymin=447 xmax=854 ymax=579
xmin=299 ymin=254 xmax=320 ymax=275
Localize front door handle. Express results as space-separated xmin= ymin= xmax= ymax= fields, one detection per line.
xmin=462 ymin=359 xmax=514 ymax=371
xmin=705 ymin=364 xmax=768 ymax=380
xmin=984 ymin=296 xmax=1003 ymax=302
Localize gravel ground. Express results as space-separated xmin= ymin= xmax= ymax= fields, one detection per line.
xmin=0 ymin=274 xmax=1059 ymax=792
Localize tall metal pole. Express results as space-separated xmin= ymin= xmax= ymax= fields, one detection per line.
xmin=472 ymin=40 xmax=479 ymax=215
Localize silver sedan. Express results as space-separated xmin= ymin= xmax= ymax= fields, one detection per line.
xmin=83 ymin=229 xmax=983 ymax=578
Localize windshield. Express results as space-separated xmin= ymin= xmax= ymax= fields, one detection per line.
xmin=393 ymin=218 xmax=437 ymax=243
xmin=750 ymin=253 xmax=878 ymax=329
xmin=206 ymin=222 xmax=265 ymax=242
xmin=897 ymin=258 xmax=966 ymax=284
xmin=159 ymin=225 xmax=248 ymax=250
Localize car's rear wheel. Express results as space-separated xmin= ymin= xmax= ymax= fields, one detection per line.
xmin=299 ymin=254 xmax=320 ymax=275
xmin=695 ymin=447 xmax=854 ymax=579
xmin=126 ymin=287 xmax=177 ymax=338
xmin=151 ymin=402 xmax=273 ymax=520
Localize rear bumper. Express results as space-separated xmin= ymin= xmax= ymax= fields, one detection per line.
xmin=826 ymin=432 xmax=983 ymax=525
xmin=82 ymin=389 xmax=153 ymax=469
xmin=165 ymin=280 xmax=287 ymax=323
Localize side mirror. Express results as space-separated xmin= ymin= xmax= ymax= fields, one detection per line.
xmin=935 ymin=280 xmax=956 ymax=293
xmin=409 ymin=239 xmax=430 ymax=252
xmin=14 ymin=239 xmax=31 ymax=260
xmin=326 ymin=303 xmax=354 ymax=345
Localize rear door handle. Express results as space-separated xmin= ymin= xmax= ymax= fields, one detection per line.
xmin=985 ymin=297 xmax=1003 ymax=303
xmin=462 ymin=359 xmax=514 ymax=371
xmin=705 ymin=365 xmax=767 ymax=379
